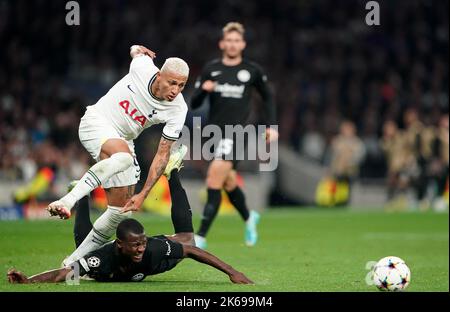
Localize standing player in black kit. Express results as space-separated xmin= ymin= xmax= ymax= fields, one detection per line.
xmin=191 ymin=22 xmax=278 ymax=249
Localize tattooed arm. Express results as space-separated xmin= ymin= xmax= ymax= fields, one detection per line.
xmin=121 ymin=137 xmax=173 ymax=213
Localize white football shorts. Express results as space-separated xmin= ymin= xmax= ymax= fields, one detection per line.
xmin=78 ymin=106 xmax=141 ymax=188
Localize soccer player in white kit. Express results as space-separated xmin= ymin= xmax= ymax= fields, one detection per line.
xmin=47 ymin=45 xmax=189 ymax=265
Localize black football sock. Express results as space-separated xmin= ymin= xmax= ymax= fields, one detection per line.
xmin=197 ymin=188 xmax=222 ymax=237
xmin=74 ymin=196 xmax=93 ymax=248
xmin=226 ymin=186 xmax=250 ymax=221
xmin=168 ymin=169 xmax=194 ymax=233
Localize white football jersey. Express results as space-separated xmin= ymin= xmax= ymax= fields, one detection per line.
xmin=92 ymin=55 xmax=187 ymax=141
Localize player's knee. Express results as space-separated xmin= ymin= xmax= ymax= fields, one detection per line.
xmin=223 ymin=170 xmax=237 ymax=191
xmin=206 ymin=171 xmax=226 ymax=188
xmin=206 ymin=177 xmax=221 ymax=189
xmin=224 ymin=177 xmax=237 ymax=192
xmin=224 ymin=184 xmax=235 ymax=193
xmin=110 ymin=152 xmax=134 ymax=171
xmin=206 ymin=173 xmax=220 ymax=188
xmin=105 ymin=186 xmax=132 ymax=207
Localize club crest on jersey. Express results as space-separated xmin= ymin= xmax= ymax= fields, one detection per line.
xmin=148 ymin=109 xmax=157 ymax=118
xmin=119 ymin=100 xmax=146 ymax=127
xmin=237 ymin=69 xmax=251 ymax=82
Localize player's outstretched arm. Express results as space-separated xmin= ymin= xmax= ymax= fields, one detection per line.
xmin=182 ymin=245 xmax=254 ymax=284
xmin=7 ymin=267 xmax=72 ymax=284
xmin=122 ymin=137 xmax=174 ymax=213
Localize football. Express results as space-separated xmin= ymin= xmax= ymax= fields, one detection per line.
xmin=372 ymin=256 xmax=411 ymax=291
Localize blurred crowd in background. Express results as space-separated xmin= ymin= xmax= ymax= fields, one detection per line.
xmin=0 ymin=0 xmax=448 ymax=207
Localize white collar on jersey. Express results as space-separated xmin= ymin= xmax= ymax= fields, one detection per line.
xmin=148 ymin=73 xmax=165 ymax=102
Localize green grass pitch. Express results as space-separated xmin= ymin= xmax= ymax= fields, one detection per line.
xmin=0 ymin=208 xmax=448 ymax=292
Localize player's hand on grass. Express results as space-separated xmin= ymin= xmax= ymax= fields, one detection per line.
xmin=229 ymin=271 xmax=254 ymax=284
xmin=264 ymin=127 xmax=279 ymax=143
xmin=7 ymin=268 xmax=29 ymax=284
xmin=202 ymin=80 xmax=216 ymax=92
xmin=130 ymin=45 xmax=156 ymax=59
xmin=122 ymin=192 xmax=146 ymax=213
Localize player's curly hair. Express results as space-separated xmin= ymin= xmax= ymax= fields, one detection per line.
xmin=116 ymin=218 xmax=145 ymax=240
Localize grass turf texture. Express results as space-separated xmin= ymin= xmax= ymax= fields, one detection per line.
xmin=0 ymin=208 xmax=448 ymax=292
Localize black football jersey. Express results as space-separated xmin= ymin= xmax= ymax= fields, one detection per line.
xmin=191 ymin=59 xmax=276 ymax=127
xmin=75 ymin=235 xmax=184 ymax=282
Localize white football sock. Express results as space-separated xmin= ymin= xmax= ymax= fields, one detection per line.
xmin=64 ymin=206 xmax=132 ymax=266
xmin=59 ymin=152 xmax=133 ymax=209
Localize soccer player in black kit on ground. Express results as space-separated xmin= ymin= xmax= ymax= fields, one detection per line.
xmin=191 ymin=22 xmax=278 ymax=249
xmin=7 ymin=151 xmax=253 ymax=284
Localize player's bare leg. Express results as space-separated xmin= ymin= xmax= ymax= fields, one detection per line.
xmin=47 ymin=139 xmax=134 ymax=219
xmin=205 ymin=160 xmax=233 ymax=189
xmin=195 ymin=160 xmax=233 ymax=249
xmin=223 ymin=170 xmax=238 ymax=192
xmin=224 ymin=170 xmax=260 ymax=246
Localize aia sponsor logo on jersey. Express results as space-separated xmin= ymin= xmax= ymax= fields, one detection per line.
xmin=119 ymin=100 xmax=147 ymax=127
